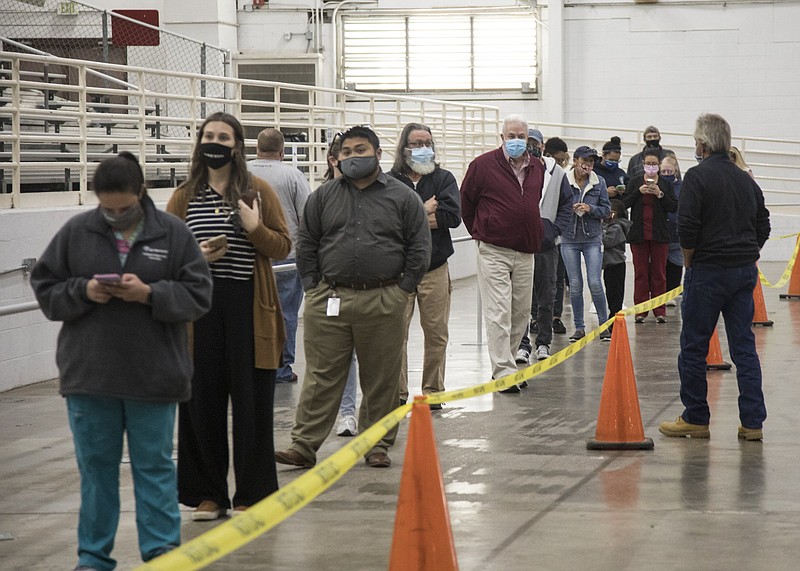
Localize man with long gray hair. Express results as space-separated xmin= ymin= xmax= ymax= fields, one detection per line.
xmin=389 ymin=123 xmax=461 ymax=408
xmin=659 ymin=113 xmax=770 ymax=441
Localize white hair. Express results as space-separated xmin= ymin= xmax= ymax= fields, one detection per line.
xmin=502 ymin=114 xmax=528 ymax=133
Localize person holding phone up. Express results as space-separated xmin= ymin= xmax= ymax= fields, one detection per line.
xmin=622 ymin=147 xmax=678 ymax=323
xmin=31 ymin=152 xmax=213 ymax=571
xmin=167 ymin=112 xmax=291 ymax=521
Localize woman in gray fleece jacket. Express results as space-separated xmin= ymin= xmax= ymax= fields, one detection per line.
xmin=31 ymin=152 xmax=212 ymax=571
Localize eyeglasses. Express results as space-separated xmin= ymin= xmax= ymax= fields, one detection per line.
xmin=407 ymin=140 xmax=433 ymax=149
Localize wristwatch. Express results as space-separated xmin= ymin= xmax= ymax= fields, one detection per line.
xmin=657 ymin=191 xmax=664 ymax=198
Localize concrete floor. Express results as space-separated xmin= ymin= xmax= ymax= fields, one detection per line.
xmin=1 ymin=261 xmax=799 ymax=571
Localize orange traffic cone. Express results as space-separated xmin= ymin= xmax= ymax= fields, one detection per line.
xmin=779 ymin=236 xmax=800 ymax=300
xmin=587 ymin=314 xmax=654 ymax=450
xmin=706 ymin=327 xmax=732 ymax=370
xmin=389 ymin=398 xmax=458 ymax=571
xmin=752 ymin=270 xmax=774 ymax=326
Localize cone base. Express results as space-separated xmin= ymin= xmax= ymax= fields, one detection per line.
xmin=753 ymin=320 xmax=774 ymax=326
xmin=706 ymin=362 xmax=732 ymax=370
xmin=779 ymin=294 xmax=800 ymax=299
xmin=587 ymin=438 xmax=654 ymax=451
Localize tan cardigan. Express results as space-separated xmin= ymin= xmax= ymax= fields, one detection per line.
xmin=166 ymin=176 xmax=292 ymax=369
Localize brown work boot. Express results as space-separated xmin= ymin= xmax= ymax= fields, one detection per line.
xmin=275 ymin=448 xmax=315 ymax=468
xmin=738 ymin=426 xmax=763 ymax=441
xmin=658 ymin=416 xmax=710 ymax=438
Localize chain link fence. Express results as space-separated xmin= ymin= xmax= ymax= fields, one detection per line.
xmin=0 ymin=0 xmax=230 ymax=133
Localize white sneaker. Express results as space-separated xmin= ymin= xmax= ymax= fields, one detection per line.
xmin=337 ymin=415 xmax=358 ymax=437
xmin=535 ymin=345 xmax=550 ymax=361
xmin=515 ymin=348 xmax=530 ymax=364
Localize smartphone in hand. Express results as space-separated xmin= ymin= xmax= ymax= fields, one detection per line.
xmin=94 ymin=273 xmax=121 ymax=284
xmin=205 ymin=234 xmax=228 ymax=251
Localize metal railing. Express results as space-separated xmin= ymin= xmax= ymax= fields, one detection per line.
xmin=0 ymin=50 xmax=500 ymax=208
xmin=0 ymin=0 xmax=230 ymax=79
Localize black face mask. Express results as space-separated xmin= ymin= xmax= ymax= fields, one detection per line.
xmin=200 ymin=142 xmax=233 ymax=170
xmin=645 ymin=139 xmax=661 ymax=149
xmin=527 ymin=145 xmax=542 ymax=158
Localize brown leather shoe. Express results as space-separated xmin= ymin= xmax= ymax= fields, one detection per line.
xmin=365 ymin=451 xmax=391 ymax=468
xmin=275 ymin=449 xmax=315 ymax=468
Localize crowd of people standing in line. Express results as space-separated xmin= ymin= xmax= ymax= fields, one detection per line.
xmin=30 ymin=111 xmax=769 ymax=571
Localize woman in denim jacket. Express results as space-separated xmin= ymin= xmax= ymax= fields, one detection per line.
xmin=560 ymin=146 xmax=612 ymax=342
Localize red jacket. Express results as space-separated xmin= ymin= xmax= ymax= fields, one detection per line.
xmin=461 ymin=147 xmax=544 ymax=254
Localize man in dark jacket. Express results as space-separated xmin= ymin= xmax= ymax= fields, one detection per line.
xmin=659 ymin=113 xmax=770 ymax=441
xmin=461 ymin=114 xmax=545 ymax=393
xmin=390 ymin=122 xmax=461 ymax=408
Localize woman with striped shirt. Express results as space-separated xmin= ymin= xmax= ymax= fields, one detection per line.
xmin=167 ymin=112 xmax=291 ymax=520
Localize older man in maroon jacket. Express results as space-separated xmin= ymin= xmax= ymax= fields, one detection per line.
xmin=461 ymin=114 xmax=545 ymax=393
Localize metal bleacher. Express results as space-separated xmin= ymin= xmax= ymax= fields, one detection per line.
xmin=0 ymin=46 xmax=500 ymax=209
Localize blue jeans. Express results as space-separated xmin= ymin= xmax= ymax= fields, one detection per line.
xmin=339 ymin=354 xmax=358 ymax=416
xmin=678 ymin=263 xmax=766 ymax=428
xmin=560 ymin=241 xmax=608 ymax=330
xmin=67 ymin=395 xmax=179 ymax=571
xmin=274 ymin=260 xmax=304 ymax=381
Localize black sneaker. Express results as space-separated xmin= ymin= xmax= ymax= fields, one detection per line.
xmin=552 ymin=318 xmax=567 ymax=335
xmin=499 ymin=385 xmax=521 ymax=394
xmin=529 ymin=320 xmax=539 ymax=334
xmin=569 ymin=329 xmax=585 ymax=342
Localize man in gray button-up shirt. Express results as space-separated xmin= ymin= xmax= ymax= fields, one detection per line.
xmin=276 ymin=125 xmax=430 ymax=469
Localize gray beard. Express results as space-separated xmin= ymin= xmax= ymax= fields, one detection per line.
xmin=407 ymin=158 xmax=436 ymax=176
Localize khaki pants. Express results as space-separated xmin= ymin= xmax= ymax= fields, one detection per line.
xmin=289 ymin=282 xmax=408 ymax=463
xmin=476 ymin=241 xmax=534 ymax=380
xmin=400 ymin=262 xmax=452 ymax=400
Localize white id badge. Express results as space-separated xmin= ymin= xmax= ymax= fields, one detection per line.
xmin=327 ymin=296 xmax=340 ymax=317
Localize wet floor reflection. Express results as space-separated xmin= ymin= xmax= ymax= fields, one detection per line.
xmin=680 ymin=442 xmax=710 ymax=510
xmin=737 ymin=442 xmax=766 ymax=511
xmin=600 ymin=458 xmax=642 ymax=509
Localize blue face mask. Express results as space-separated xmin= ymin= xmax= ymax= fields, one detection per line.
xmin=410 ymin=146 xmax=435 ymax=165
xmin=603 ymin=160 xmax=619 ymax=169
xmin=504 ymin=138 xmax=527 ymax=159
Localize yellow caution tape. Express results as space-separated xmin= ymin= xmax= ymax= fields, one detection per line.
xmin=136 ymin=402 xmax=414 ymax=571
xmin=759 ymin=234 xmax=799 ymax=289
xmin=135 ymin=284 xmax=685 ymax=571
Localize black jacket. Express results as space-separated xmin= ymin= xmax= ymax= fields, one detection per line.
xmin=678 ymin=154 xmax=770 ymax=266
xmin=390 ymin=166 xmax=461 ymax=271
xmin=622 ymin=175 xmax=678 ymax=243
